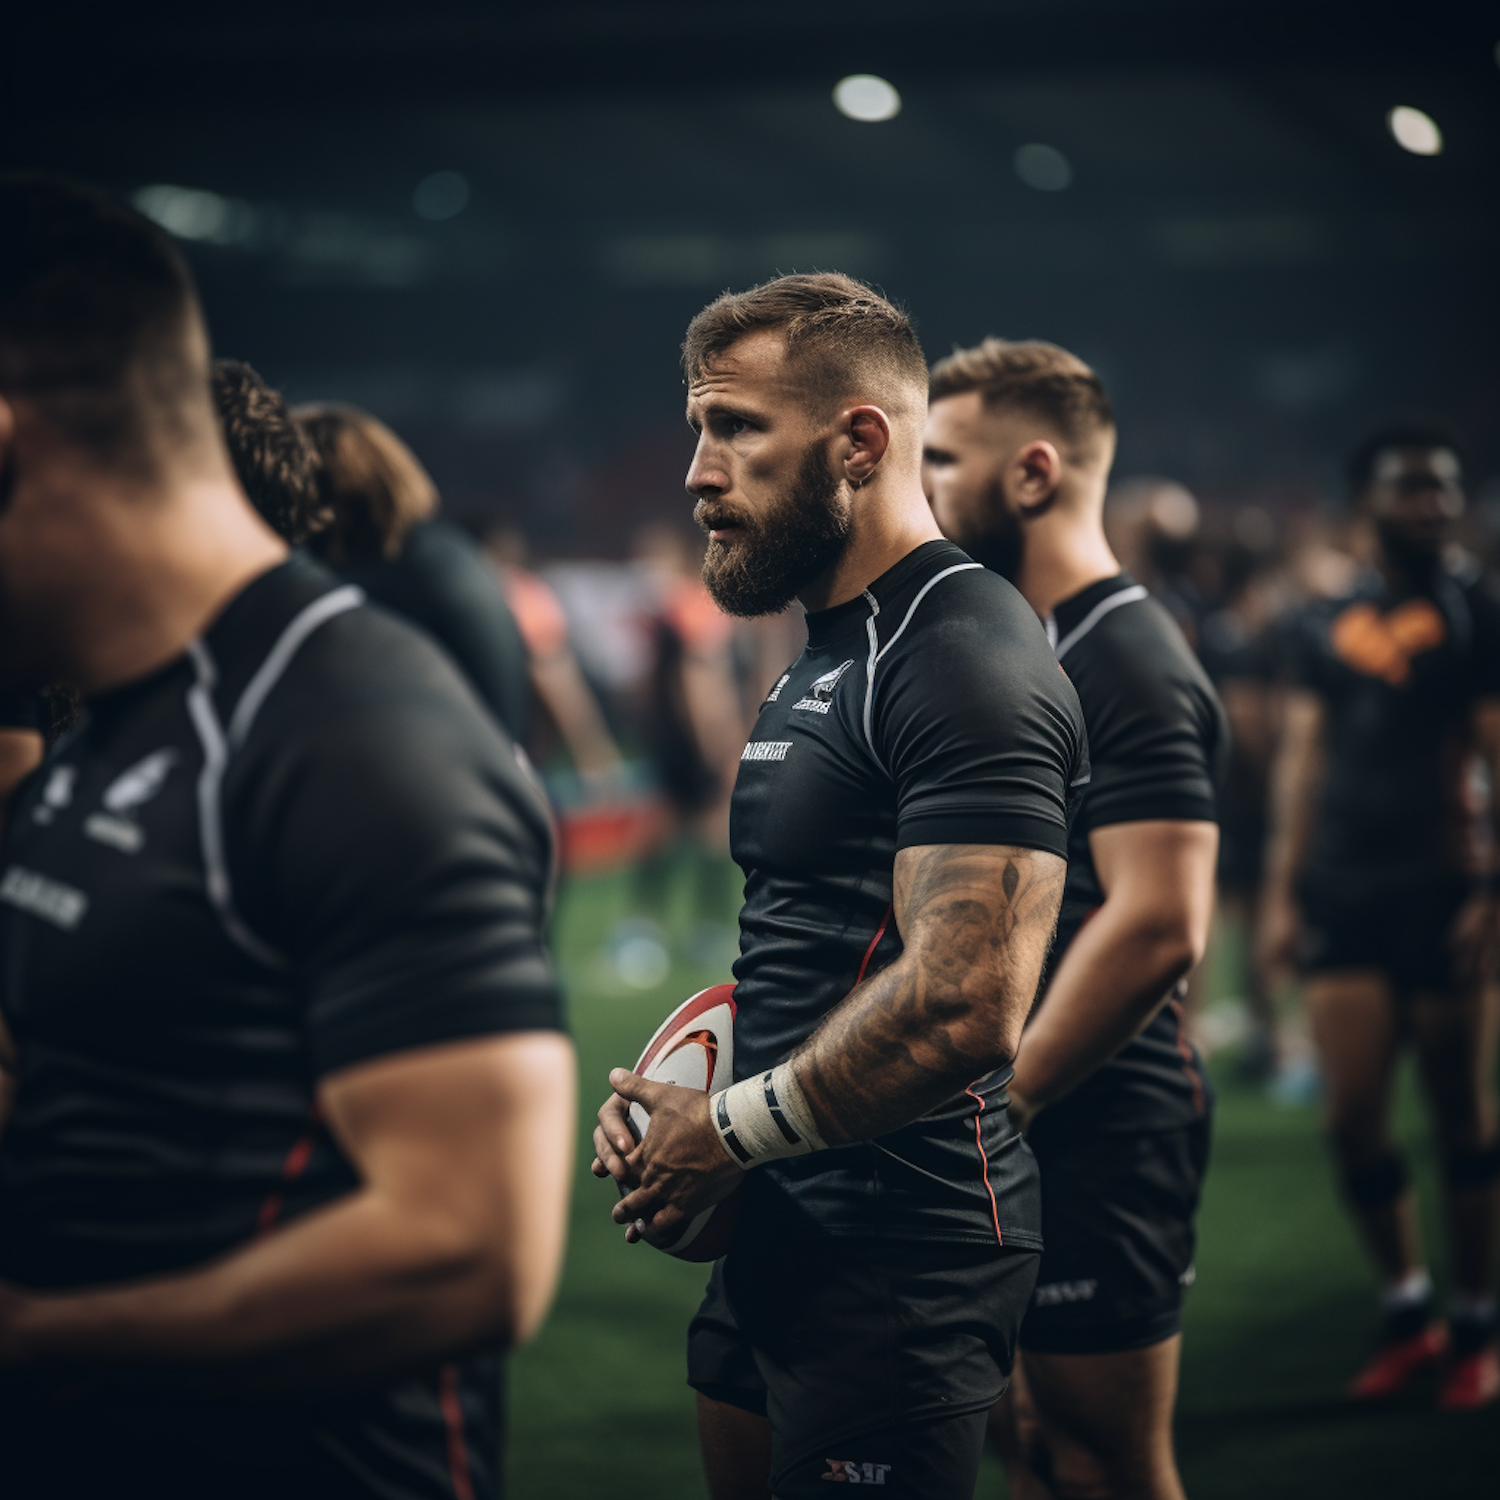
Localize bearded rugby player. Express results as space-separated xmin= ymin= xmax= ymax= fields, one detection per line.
xmin=924 ymin=339 xmax=1225 ymax=1500
xmin=593 ymin=275 xmax=1088 ymax=1499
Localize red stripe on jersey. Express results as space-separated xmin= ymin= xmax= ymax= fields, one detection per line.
xmin=255 ymin=1104 xmax=323 ymax=1235
xmin=965 ymin=1085 xmax=1004 ymax=1245
xmin=1169 ymin=998 xmax=1207 ymax=1117
xmin=855 ymin=904 xmax=894 ymax=986
xmin=440 ymin=1362 xmax=477 ymax=1500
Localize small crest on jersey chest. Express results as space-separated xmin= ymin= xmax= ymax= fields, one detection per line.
xmin=792 ymin=660 xmax=854 ymax=715
xmin=80 ymin=748 xmax=180 ymax=855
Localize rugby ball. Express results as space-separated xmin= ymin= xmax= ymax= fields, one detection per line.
xmin=627 ymin=982 xmax=742 ymax=1261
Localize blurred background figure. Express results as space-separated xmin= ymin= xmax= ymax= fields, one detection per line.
xmin=300 ymin=402 xmax=532 ymax=742
xmin=1257 ymin=427 xmax=1500 ymax=1411
xmin=1194 ymin=519 xmax=1296 ymax=1088
xmin=1105 ymin=477 xmax=1204 ymax=646
xmin=624 ymin=522 xmax=746 ymax=970
xmin=484 ymin=525 xmax=624 ymax=788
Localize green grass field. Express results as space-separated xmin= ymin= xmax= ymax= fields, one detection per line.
xmin=508 ymin=866 xmax=1498 ymax=1498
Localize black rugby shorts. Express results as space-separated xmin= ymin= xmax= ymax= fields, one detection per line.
xmin=688 ymin=1229 xmax=1039 ymax=1498
xmin=1019 ymin=1115 xmax=1211 ymax=1355
xmin=1298 ymin=870 xmax=1474 ymax=994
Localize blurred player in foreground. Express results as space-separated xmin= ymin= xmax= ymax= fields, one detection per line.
xmin=925 ymin=339 xmax=1225 ymax=1500
xmin=593 ymin=275 xmax=1087 ymax=1499
xmin=0 ymin=175 xmax=574 ymax=1498
xmin=1258 ymin=428 xmax=1500 ymax=1409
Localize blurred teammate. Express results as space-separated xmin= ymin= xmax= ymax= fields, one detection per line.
xmin=1258 ymin=427 xmax=1500 ymax=1409
xmin=0 ymin=175 xmax=574 ymax=1497
xmin=925 ymin=339 xmax=1225 ymax=1500
xmin=592 ymin=275 xmax=1087 ymax=1499
xmin=484 ymin=527 xmax=625 ymax=786
xmin=299 ymin=403 xmax=532 ymax=741
xmin=1196 ymin=538 xmax=1284 ymax=1081
xmin=633 ymin=522 xmax=745 ymax=946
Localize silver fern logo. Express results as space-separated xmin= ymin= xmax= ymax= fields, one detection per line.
xmin=792 ymin=660 xmax=854 ymax=715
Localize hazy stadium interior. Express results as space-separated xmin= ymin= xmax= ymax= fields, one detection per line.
xmin=4 ymin=3 xmax=1499 ymax=1496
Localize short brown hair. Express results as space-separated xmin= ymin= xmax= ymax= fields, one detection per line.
xmin=295 ymin=403 xmax=438 ymax=561
xmin=929 ymin=338 xmax=1114 ymax=457
xmin=682 ymin=272 xmax=928 ymax=416
xmin=211 ymin=359 xmax=322 ymax=543
xmin=0 ymin=174 xmax=214 ymax=474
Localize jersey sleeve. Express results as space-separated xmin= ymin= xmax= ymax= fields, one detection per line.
xmin=1075 ymin=635 xmax=1221 ymax=833
xmin=232 ymin=624 xmax=564 ymax=1079
xmin=872 ymin=578 xmax=1087 ymax=857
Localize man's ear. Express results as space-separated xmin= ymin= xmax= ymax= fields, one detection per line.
xmin=843 ymin=406 xmax=892 ymax=488
xmin=1013 ymin=439 xmax=1062 ymax=516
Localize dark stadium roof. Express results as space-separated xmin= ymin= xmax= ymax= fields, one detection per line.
xmin=5 ymin=1 xmax=1498 ymax=549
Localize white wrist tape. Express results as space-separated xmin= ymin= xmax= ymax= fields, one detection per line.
xmin=710 ymin=1062 xmax=827 ymax=1169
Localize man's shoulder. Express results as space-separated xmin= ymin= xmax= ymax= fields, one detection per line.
xmin=274 ymin=601 xmax=498 ymax=742
xmin=880 ymin=546 xmax=1057 ymax=661
xmin=1069 ymin=590 xmax=1221 ymax=732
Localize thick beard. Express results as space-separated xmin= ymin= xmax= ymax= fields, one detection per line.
xmin=699 ymin=446 xmax=852 ymax=617
xmin=952 ymin=478 xmax=1025 ymax=582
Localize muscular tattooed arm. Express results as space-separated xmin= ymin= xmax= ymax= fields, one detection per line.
xmin=791 ymin=843 xmax=1064 ymax=1143
xmin=597 ymin=843 xmax=1064 ymax=1242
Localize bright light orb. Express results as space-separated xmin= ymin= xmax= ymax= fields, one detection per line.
xmin=833 ymin=75 xmax=902 ymax=123
xmin=1387 ymin=106 xmax=1443 ymax=156
xmin=412 ymin=170 xmax=471 ymax=221
xmin=1014 ymin=143 xmax=1073 ymax=192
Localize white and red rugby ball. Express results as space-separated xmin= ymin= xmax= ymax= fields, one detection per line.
xmin=627 ymin=982 xmax=742 ymax=1261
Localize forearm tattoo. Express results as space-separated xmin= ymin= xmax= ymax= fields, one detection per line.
xmin=793 ymin=845 xmax=1065 ymax=1144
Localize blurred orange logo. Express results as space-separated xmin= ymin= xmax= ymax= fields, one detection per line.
xmin=1330 ymin=599 xmax=1445 ymax=686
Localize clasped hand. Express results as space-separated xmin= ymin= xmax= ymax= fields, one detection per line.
xmin=591 ymin=1069 xmax=741 ymax=1246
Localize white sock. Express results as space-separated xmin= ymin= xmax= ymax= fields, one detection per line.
xmin=1380 ymin=1269 xmax=1433 ymax=1310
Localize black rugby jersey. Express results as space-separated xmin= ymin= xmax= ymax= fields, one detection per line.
xmin=729 ymin=539 xmax=1087 ymax=1247
xmin=1288 ymin=560 xmax=1500 ymax=892
xmin=0 ymin=556 xmax=562 ymax=1500
xmin=1032 ymin=573 xmax=1227 ymax=1143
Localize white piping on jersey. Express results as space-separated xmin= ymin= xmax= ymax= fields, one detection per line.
xmin=185 ymin=588 xmax=365 ymax=969
xmin=228 ymin=586 xmax=363 ymax=748
xmin=860 ymin=588 xmax=882 ymax=750
xmin=860 ymin=563 xmax=983 ymax=756
xmin=1051 ymin=584 xmax=1148 ymax=662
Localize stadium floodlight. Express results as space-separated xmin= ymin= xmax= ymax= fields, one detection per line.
xmin=412 ymin=170 xmax=471 ymax=221
xmin=1387 ymin=106 xmax=1443 ymax=157
xmin=833 ymin=75 xmax=902 ymax=123
xmin=1014 ymin=143 xmax=1073 ymax=192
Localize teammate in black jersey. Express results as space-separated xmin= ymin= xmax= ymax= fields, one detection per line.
xmin=924 ymin=339 xmax=1225 ymax=1500
xmin=0 ymin=176 xmax=574 ymax=1498
xmin=1258 ymin=428 xmax=1500 ymax=1410
xmin=590 ymin=275 xmax=1087 ymax=1499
